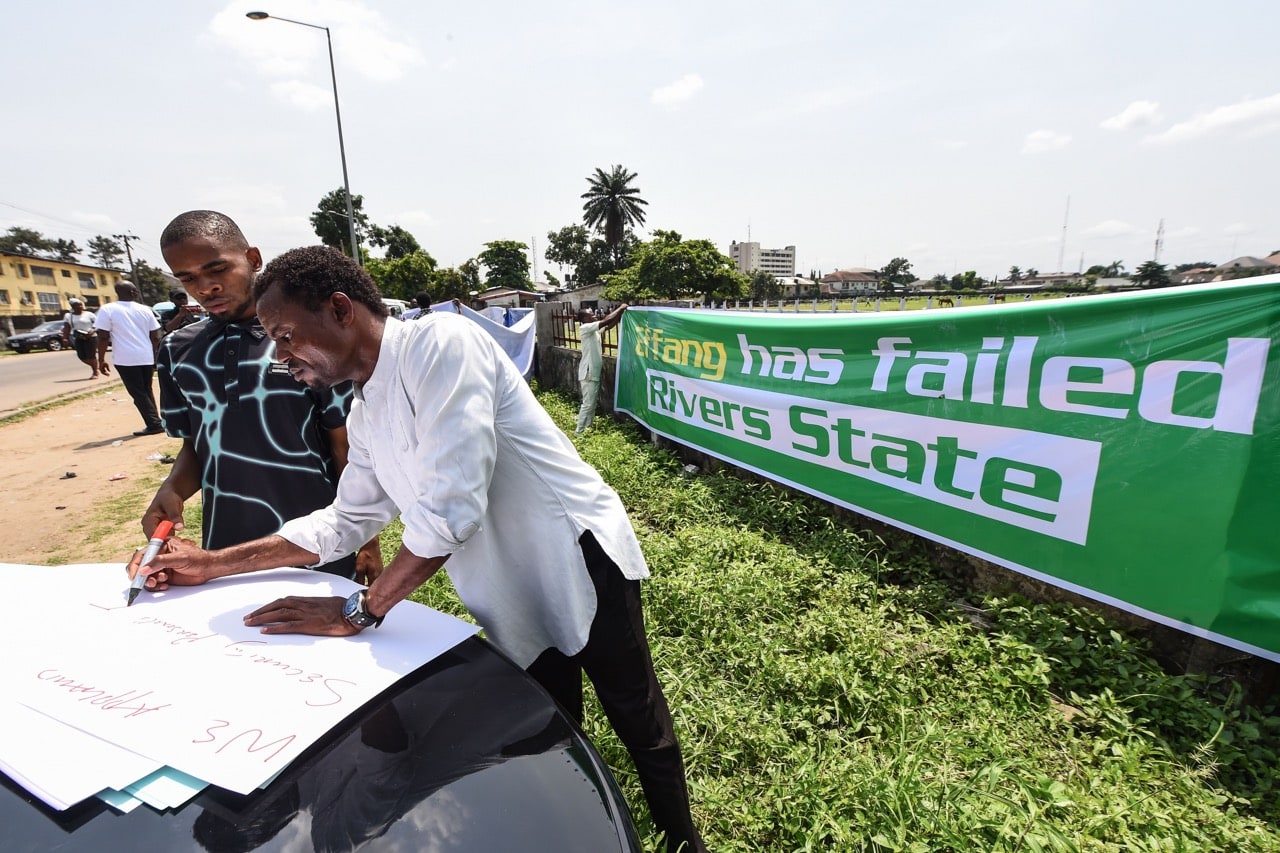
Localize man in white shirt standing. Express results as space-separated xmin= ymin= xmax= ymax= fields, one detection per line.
xmin=141 ymin=247 xmax=707 ymax=853
xmin=575 ymin=303 xmax=627 ymax=434
xmin=96 ymin=280 xmax=164 ymax=435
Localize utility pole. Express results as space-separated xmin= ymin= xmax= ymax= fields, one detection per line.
xmin=113 ymin=233 xmax=140 ymax=293
xmin=1153 ymin=218 xmax=1165 ymax=262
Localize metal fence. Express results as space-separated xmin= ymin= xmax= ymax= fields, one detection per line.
xmin=549 ymin=304 xmax=619 ymax=357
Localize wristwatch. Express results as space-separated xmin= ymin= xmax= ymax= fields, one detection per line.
xmin=342 ymin=589 xmax=384 ymax=629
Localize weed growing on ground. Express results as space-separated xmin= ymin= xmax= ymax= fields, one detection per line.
xmin=529 ymin=388 xmax=1280 ymax=852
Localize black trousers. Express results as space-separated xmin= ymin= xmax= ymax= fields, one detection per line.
xmin=527 ymin=531 xmax=707 ymax=853
xmin=116 ymin=364 xmax=162 ymax=430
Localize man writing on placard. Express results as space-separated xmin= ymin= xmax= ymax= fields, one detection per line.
xmin=95 ymin=280 xmax=165 ymax=436
xmin=146 ymin=212 xmax=380 ymax=582
xmin=141 ymin=246 xmax=706 ymax=853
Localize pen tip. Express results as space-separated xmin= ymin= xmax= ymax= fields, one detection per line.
xmin=127 ymin=589 xmax=139 ymax=606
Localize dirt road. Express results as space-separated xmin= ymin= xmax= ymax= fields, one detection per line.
xmin=0 ymin=387 xmax=183 ymax=565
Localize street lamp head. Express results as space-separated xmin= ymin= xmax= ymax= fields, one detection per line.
xmin=245 ymin=11 xmax=270 ymax=20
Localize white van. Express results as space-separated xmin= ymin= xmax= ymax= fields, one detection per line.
xmin=382 ymin=298 xmax=410 ymax=319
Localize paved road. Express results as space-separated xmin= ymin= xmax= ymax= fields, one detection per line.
xmin=0 ymin=349 xmax=122 ymax=416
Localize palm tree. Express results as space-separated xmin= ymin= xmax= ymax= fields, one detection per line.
xmin=1008 ymin=265 xmax=1023 ymax=283
xmin=581 ymin=165 xmax=648 ymax=263
xmin=1105 ymin=260 xmax=1126 ymax=277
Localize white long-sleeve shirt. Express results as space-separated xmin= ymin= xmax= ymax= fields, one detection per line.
xmin=278 ymin=314 xmax=648 ymax=667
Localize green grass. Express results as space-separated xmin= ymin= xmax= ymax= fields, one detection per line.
xmin=405 ymin=386 xmax=1280 ymax=852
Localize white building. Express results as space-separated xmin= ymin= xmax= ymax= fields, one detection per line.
xmin=730 ymin=241 xmax=796 ymax=277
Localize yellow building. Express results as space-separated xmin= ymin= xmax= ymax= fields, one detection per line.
xmin=0 ymin=252 xmax=123 ymax=335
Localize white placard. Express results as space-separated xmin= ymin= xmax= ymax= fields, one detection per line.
xmin=2 ymin=563 xmax=479 ymax=797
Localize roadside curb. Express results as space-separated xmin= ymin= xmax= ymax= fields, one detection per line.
xmin=0 ymin=379 xmax=125 ymax=425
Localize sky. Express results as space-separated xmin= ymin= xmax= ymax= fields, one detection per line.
xmin=3 ymin=1 xmax=1278 ymax=284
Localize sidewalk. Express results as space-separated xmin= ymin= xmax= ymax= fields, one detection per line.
xmin=0 ymin=385 xmax=181 ymax=565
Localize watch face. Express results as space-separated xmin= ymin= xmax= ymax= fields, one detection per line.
xmin=343 ymin=591 xmax=366 ymax=625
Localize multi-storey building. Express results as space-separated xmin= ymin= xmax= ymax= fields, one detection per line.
xmin=0 ymin=252 xmax=124 ymax=335
xmin=729 ymin=241 xmax=796 ymax=277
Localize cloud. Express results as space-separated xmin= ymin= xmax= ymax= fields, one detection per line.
xmin=1100 ymin=100 xmax=1162 ymax=130
xmin=270 ymin=80 xmax=336 ymax=112
xmin=1022 ymin=129 xmax=1071 ymax=153
xmin=1223 ymin=222 xmax=1254 ymax=236
xmin=651 ymin=74 xmax=704 ymax=106
xmin=208 ymin=1 xmax=423 ymax=107
xmin=1081 ymin=220 xmax=1138 ymax=238
xmin=70 ymin=211 xmax=116 ymax=229
xmin=1145 ymin=93 xmax=1280 ymax=144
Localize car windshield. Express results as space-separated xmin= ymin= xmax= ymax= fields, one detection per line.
xmin=33 ymin=322 xmax=63 ymax=333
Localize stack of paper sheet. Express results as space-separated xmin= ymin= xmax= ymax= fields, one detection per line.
xmin=0 ymin=563 xmax=478 ymax=811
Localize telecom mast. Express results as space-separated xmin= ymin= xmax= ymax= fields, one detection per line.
xmin=1057 ymin=196 xmax=1070 ymax=272
xmin=1153 ymin=219 xmax=1165 ymax=262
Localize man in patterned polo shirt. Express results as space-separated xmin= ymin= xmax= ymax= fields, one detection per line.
xmin=143 ymin=210 xmax=380 ymax=580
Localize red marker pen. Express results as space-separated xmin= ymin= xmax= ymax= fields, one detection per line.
xmin=127 ymin=520 xmax=174 ymax=606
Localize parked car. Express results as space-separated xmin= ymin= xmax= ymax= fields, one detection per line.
xmin=6 ymin=321 xmax=68 ymax=353
xmin=1 ymin=635 xmax=643 ymax=852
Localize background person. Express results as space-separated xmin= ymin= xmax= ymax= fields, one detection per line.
xmin=61 ymin=298 xmax=102 ymax=378
xmin=148 ymin=210 xmax=381 ymax=582
xmin=157 ymin=288 xmax=203 ymax=335
xmin=400 ymin=291 xmax=433 ymax=320
xmin=142 ymin=247 xmax=706 ymax=853
xmin=575 ymin=303 xmax=627 ymax=434
xmin=95 ymin=281 xmax=164 ymax=435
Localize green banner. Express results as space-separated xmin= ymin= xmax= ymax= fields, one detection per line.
xmin=616 ymin=278 xmax=1280 ymax=661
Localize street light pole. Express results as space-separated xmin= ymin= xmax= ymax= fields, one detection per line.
xmin=247 ymin=11 xmax=361 ymax=267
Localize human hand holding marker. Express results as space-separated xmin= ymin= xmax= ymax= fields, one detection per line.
xmin=126 ymin=520 xmax=174 ymax=606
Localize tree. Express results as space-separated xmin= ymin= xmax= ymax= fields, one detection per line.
xmin=51 ymin=238 xmax=80 ymax=262
xmin=310 ymin=188 xmax=372 ymax=258
xmin=368 ymin=224 xmax=421 ymax=260
xmin=1104 ymin=260 xmax=1126 ymax=277
xmin=581 ymin=164 xmax=648 ymax=265
xmin=131 ymin=259 xmax=171 ymax=304
xmin=87 ymin=235 xmax=124 ymax=269
xmin=459 ymin=258 xmax=483 ymax=294
xmin=1130 ymin=260 xmax=1171 ymax=289
xmin=950 ymin=271 xmax=981 ymax=291
xmin=1026 ymin=267 xmax=1039 ymax=278
xmin=749 ymin=269 xmax=782 ymax=301
xmin=1008 ymin=265 xmax=1023 ymax=283
xmin=478 ymin=240 xmax=531 ymax=290
xmin=604 ymin=230 xmax=745 ymax=304
xmin=878 ymin=257 xmax=914 ymax=293
xmin=545 ymin=224 xmax=590 ymax=272
xmin=429 ymin=267 xmax=472 ymax=301
xmin=930 ymin=273 xmax=949 ymax=287
xmin=1085 ymin=264 xmax=1108 ymax=277
xmin=0 ymin=227 xmax=53 ymax=256
xmin=365 ymin=250 xmax=439 ymax=301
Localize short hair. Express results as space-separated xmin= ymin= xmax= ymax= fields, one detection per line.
xmin=160 ymin=210 xmax=249 ymax=251
xmin=415 ymin=291 xmax=432 ymax=308
xmin=169 ymin=288 xmax=188 ymax=302
xmin=254 ymin=246 xmax=389 ymax=318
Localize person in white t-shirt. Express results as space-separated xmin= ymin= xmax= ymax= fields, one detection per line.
xmin=62 ymin=298 xmax=102 ymax=378
xmin=575 ymin=303 xmax=627 ymax=434
xmin=96 ymin=281 xmax=164 ymax=435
